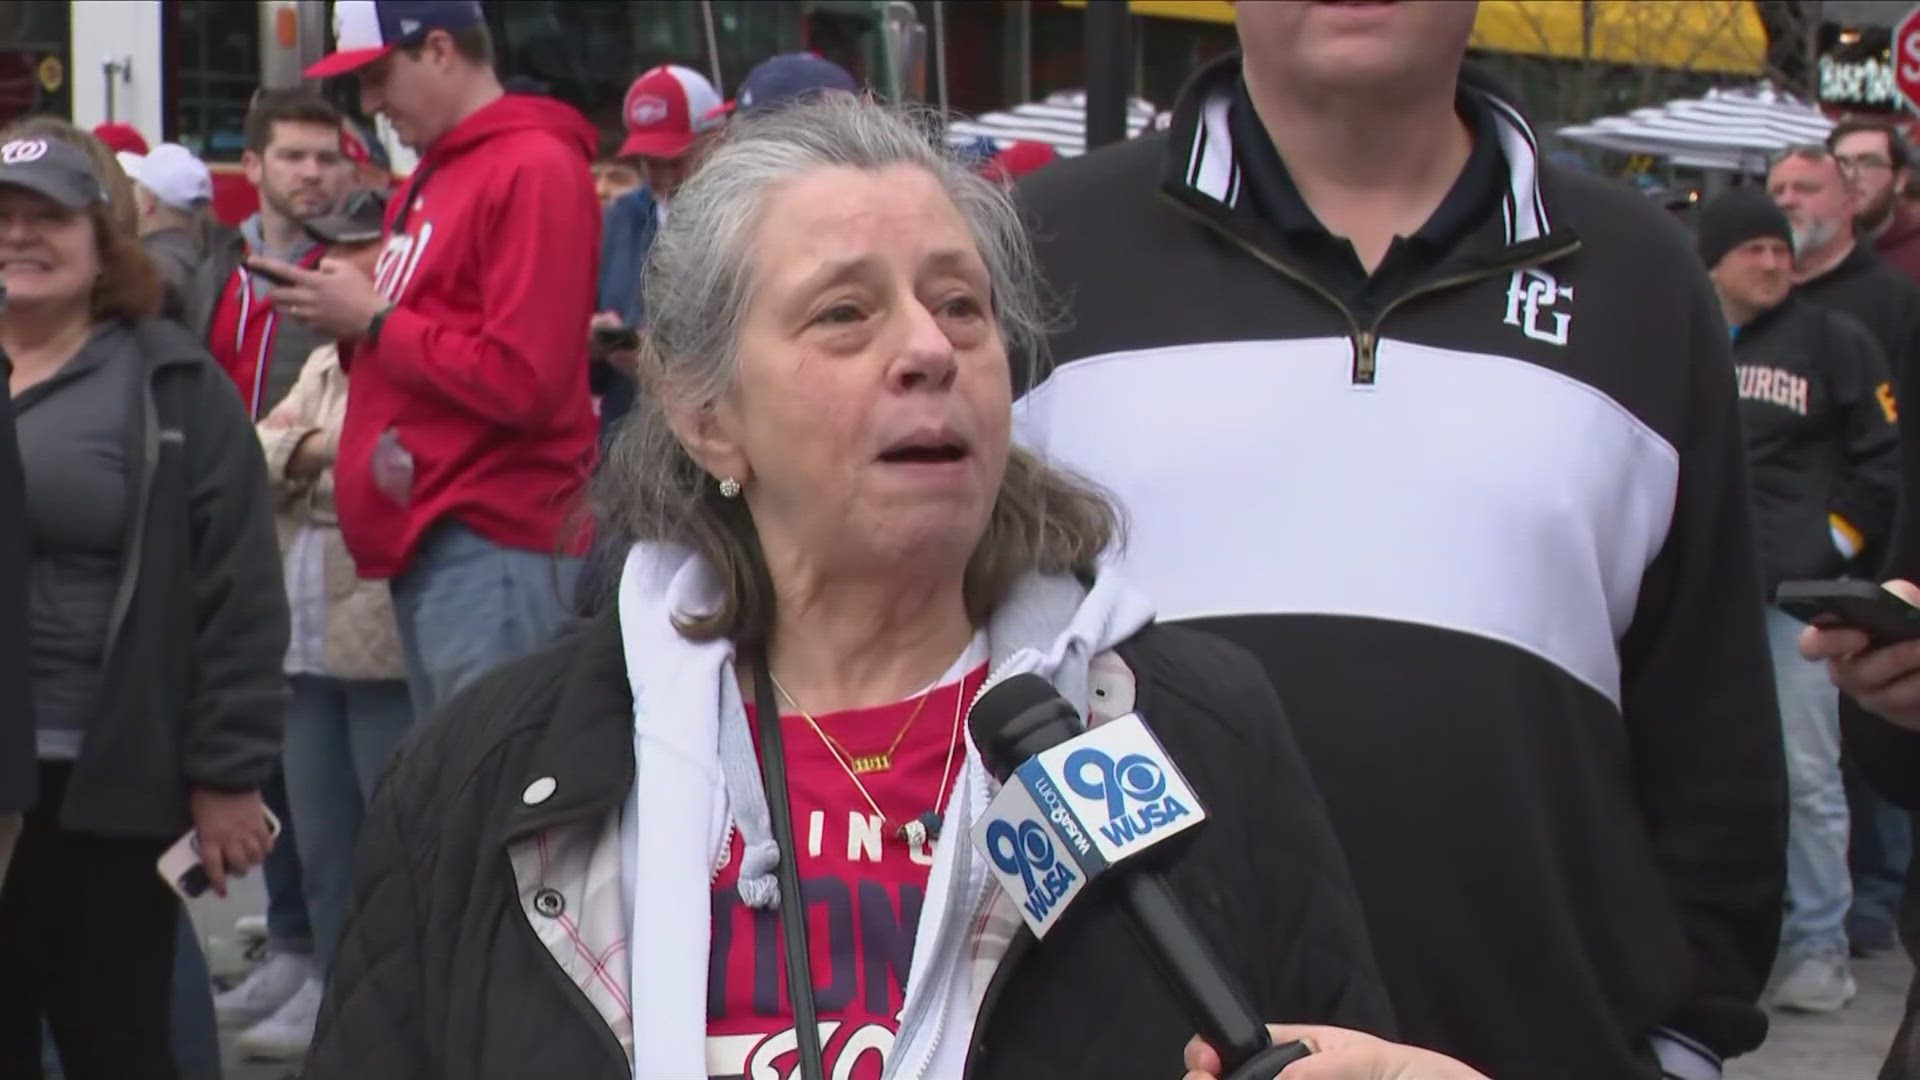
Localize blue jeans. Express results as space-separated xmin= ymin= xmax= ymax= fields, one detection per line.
xmin=172 ymin=921 xmax=221 ymax=1079
xmin=1769 ymin=606 xmax=1853 ymax=959
xmin=260 ymin=767 xmax=312 ymax=954
xmin=283 ymin=675 xmax=414 ymax=977
xmin=390 ymin=521 xmax=581 ymax=718
xmin=1849 ymin=754 xmax=1912 ymax=934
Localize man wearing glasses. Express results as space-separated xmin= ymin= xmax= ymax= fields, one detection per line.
xmin=1769 ymin=146 xmax=1920 ymax=386
xmin=1833 ymin=119 xmax=1920 ymax=283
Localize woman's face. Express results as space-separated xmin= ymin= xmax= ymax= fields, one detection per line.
xmin=688 ymin=164 xmax=1012 ymax=582
xmin=0 ymin=186 xmax=99 ymax=313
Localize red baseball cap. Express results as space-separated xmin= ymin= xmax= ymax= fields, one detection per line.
xmin=92 ymin=122 xmax=149 ymax=157
xmin=982 ymin=141 xmax=1058 ymax=183
xmin=618 ymin=65 xmax=723 ymax=161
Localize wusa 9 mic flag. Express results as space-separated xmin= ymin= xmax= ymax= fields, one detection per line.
xmin=972 ymin=713 xmax=1205 ymax=937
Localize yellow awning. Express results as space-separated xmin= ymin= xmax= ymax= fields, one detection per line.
xmin=1058 ymin=0 xmax=1767 ymax=76
xmin=1473 ymin=1 xmax=1766 ymax=76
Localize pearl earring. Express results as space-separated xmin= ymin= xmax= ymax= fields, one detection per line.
xmin=718 ymin=476 xmax=742 ymax=499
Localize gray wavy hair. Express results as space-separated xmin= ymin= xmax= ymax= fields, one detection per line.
xmin=592 ymin=93 xmax=1119 ymax=645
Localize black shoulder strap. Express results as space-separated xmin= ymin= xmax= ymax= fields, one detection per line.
xmin=751 ymin=658 xmax=828 ymax=1080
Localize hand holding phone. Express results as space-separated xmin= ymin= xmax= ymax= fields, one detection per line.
xmin=158 ymin=804 xmax=282 ymax=902
xmin=1777 ymin=579 xmax=1920 ymax=650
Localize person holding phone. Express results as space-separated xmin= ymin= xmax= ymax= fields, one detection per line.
xmin=0 ymin=124 xmax=286 ymax=1079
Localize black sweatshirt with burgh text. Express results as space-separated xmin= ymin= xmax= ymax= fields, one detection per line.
xmin=1014 ymin=55 xmax=1786 ymax=1080
xmin=1731 ymin=294 xmax=1900 ymax=589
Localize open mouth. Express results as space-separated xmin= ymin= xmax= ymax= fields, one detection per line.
xmin=878 ymin=434 xmax=971 ymax=465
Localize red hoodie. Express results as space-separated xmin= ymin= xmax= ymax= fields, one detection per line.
xmin=337 ymin=94 xmax=602 ymax=579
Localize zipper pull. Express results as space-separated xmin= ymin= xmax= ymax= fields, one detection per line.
xmin=1352 ymin=331 xmax=1378 ymax=386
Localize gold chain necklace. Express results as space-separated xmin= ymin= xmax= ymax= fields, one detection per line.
xmin=770 ymin=669 xmax=967 ymax=847
xmin=768 ymin=676 xmax=932 ymax=774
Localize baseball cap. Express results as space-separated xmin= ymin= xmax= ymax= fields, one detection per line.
xmin=92 ymin=122 xmax=150 ymax=157
xmin=617 ymin=65 xmax=722 ymax=161
xmin=119 ymin=143 xmax=213 ymax=211
xmin=712 ymin=53 xmax=856 ymax=119
xmin=0 ymin=137 xmax=108 ymax=211
xmin=305 ymin=188 xmax=391 ymax=246
xmin=306 ymin=0 xmax=487 ymax=79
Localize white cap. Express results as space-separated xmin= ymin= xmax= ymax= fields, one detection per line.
xmin=120 ymin=143 xmax=212 ymax=211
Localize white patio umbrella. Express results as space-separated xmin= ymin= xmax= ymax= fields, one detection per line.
xmin=1555 ymin=83 xmax=1834 ymax=174
xmin=946 ymin=90 xmax=1166 ymax=158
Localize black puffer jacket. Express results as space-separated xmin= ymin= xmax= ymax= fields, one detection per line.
xmin=304 ymin=612 xmax=1395 ymax=1079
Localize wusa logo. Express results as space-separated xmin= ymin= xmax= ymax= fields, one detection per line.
xmin=984 ymin=817 xmax=1077 ymax=927
xmin=1063 ymin=746 xmax=1190 ymax=848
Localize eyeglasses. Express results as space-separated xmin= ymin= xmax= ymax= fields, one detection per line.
xmin=1834 ymin=152 xmax=1895 ymax=175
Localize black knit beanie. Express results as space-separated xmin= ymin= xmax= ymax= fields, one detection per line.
xmin=1695 ymin=185 xmax=1793 ymax=269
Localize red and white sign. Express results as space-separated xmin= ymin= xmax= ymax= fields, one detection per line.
xmin=1897 ymin=4 xmax=1920 ymax=113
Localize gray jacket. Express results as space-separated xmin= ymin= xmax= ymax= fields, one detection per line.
xmin=56 ymin=318 xmax=288 ymax=837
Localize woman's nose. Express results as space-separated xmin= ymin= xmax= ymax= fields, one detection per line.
xmin=891 ymin=303 xmax=958 ymax=391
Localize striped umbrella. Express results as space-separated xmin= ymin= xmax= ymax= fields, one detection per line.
xmin=946 ymin=90 xmax=1167 ymax=158
xmin=1555 ymin=83 xmax=1833 ymax=173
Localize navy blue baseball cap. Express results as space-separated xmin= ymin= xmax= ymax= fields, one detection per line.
xmin=710 ymin=53 xmax=857 ymax=120
xmin=307 ymin=0 xmax=486 ymax=78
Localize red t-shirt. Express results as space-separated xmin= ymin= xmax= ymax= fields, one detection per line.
xmin=706 ymin=661 xmax=988 ymax=1080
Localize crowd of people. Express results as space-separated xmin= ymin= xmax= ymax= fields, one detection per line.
xmin=13 ymin=0 xmax=1920 ymax=1078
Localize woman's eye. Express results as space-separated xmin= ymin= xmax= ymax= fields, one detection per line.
xmin=941 ymin=295 xmax=985 ymax=319
xmin=814 ymin=303 xmax=864 ymax=326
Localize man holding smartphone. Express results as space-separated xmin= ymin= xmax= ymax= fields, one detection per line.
xmin=1697 ymin=187 xmax=1900 ymax=1013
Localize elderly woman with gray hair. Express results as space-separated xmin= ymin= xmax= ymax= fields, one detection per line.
xmin=305 ymin=97 xmax=1493 ymax=1080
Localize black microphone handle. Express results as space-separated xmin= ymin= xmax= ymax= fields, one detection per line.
xmin=1120 ymin=872 xmax=1277 ymax=1071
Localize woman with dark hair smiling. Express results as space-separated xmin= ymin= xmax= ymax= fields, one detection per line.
xmin=0 ymin=127 xmax=286 ymax=1078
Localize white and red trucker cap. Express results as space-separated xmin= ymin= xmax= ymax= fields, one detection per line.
xmin=617 ymin=65 xmax=723 ymax=161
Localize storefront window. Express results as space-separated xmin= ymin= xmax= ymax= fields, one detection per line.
xmin=940 ymin=0 xmax=1026 ymax=115
xmin=0 ymin=0 xmax=72 ymax=130
xmin=166 ymin=0 xmax=261 ymax=160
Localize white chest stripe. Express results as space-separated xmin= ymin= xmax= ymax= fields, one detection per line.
xmin=1016 ymin=338 xmax=1680 ymax=706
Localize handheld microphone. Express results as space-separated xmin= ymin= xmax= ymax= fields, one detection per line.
xmin=968 ymin=674 xmax=1312 ymax=1079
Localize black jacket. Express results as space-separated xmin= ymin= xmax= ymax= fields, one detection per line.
xmin=304 ymin=612 xmax=1395 ymax=1079
xmin=53 ymin=319 xmax=287 ymax=837
xmin=1799 ymin=242 xmax=1920 ymax=383
xmin=1732 ymin=295 xmax=1900 ymax=589
xmin=0 ymin=355 xmax=33 ymax=813
xmin=1014 ymin=55 xmax=1785 ymax=1080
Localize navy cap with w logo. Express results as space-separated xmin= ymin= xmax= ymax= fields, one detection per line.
xmin=307 ymin=0 xmax=486 ymax=79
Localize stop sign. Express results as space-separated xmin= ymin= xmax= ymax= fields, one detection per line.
xmin=1898 ymin=5 xmax=1920 ymax=113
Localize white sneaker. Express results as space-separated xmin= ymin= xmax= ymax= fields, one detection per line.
xmin=234 ymin=914 xmax=268 ymax=943
xmin=237 ymin=976 xmax=324 ymax=1061
xmin=214 ymin=950 xmax=314 ymax=1029
xmin=1770 ymin=953 xmax=1857 ymax=1013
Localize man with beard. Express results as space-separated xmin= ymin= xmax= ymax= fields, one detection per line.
xmin=193 ymin=88 xmax=349 ymax=420
xmin=1834 ymin=119 xmax=1920 ymax=283
xmin=1769 ymin=147 xmax=1920 ymax=387
xmin=1773 ymin=141 xmax=1920 ymax=963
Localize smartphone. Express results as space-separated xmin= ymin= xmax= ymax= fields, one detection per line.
xmin=246 ymin=261 xmax=295 ymax=288
xmin=157 ymin=807 xmax=282 ymax=902
xmin=1776 ymin=579 xmax=1920 ymax=649
xmin=591 ymin=324 xmax=640 ymax=353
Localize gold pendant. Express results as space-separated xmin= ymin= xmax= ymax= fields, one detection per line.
xmin=849 ymin=752 xmax=892 ymax=774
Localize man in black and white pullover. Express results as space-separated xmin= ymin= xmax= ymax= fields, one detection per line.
xmin=1013 ymin=4 xmax=1786 ymax=1078
xmin=1697 ymin=187 xmax=1899 ymax=1015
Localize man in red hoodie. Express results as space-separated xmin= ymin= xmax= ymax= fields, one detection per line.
xmin=259 ymin=0 xmax=600 ymax=717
